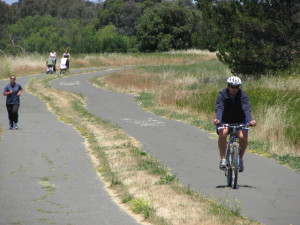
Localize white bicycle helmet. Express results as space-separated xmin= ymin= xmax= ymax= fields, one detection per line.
xmin=227 ymin=76 xmax=242 ymax=85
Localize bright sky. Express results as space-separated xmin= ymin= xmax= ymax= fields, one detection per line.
xmin=2 ymin=0 xmax=18 ymax=4
xmin=2 ymin=0 xmax=101 ymax=5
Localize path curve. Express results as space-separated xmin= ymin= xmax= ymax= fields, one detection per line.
xmin=0 ymin=73 xmax=141 ymax=225
xmin=50 ymin=69 xmax=300 ymax=225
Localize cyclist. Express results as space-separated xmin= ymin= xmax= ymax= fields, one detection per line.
xmin=214 ymin=76 xmax=256 ymax=172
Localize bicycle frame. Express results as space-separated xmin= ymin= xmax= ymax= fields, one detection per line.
xmin=225 ymin=125 xmax=239 ymax=164
xmin=219 ymin=123 xmax=249 ymax=189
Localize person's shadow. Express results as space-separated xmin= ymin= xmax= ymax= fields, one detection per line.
xmin=216 ymin=184 xmax=255 ymax=189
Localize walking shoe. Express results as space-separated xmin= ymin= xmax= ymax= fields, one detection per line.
xmin=14 ymin=123 xmax=18 ymax=129
xmin=219 ymin=159 xmax=227 ymax=171
xmin=239 ymin=158 xmax=244 ymax=172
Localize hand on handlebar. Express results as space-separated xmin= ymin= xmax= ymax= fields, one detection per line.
xmin=214 ymin=119 xmax=221 ymax=125
xmin=249 ymin=120 xmax=257 ymax=127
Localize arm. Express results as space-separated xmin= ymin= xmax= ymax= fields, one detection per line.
xmin=17 ymin=89 xmax=23 ymax=96
xmin=3 ymin=86 xmax=13 ymax=96
xmin=240 ymin=91 xmax=256 ymax=126
xmin=214 ymin=92 xmax=224 ymax=125
xmin=3 ymin=90 xmax=13 ymax=96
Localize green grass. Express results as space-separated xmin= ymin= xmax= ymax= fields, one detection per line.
xmin=274 ymin=154 xmax=300 ymax=171
xmin=156 ymin=174 xmax=177 ymax=185
xmin=130 ymin=197 xmax=156 ymax=219
xmin=208 ymin=198 xmax=249 ymax=224
xmin=139 ymin=59 xmax=229 ymax=78
xmin=135 ymin=92 xmax=155 ymax=108
xmin=245 ymin=87 xmax=300 ymax=146
xmin=176 ymin=89 xmax=218 ymax=115
xmin=137 ymin=157 xmax=168 ymax=176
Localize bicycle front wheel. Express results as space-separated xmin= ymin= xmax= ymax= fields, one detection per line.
xmin=226 ymin=153 xmax=232 ymax=187
xmin=227 ymin=167 xmax=232 ymax=187
xmin=232 ymin=142 xmax=239 ymax=189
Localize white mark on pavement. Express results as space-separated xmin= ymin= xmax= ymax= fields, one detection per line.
xmin=123 ymin=118 xmax=165 ymax=127
xmin=60 ymin=81 xmax=80 ymax=85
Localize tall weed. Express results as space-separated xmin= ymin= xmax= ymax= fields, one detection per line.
xmin=0 ymin=58 xmax=13 ymax=79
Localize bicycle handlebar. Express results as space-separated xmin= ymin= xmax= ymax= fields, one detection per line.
xmin=217 ymin=123 xmax=252 ymax=130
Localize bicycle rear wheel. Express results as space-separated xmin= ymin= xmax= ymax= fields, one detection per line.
xmin=232 ymin=143 xmax=239 ymax=189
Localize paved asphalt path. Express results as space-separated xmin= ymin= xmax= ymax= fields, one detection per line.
xmin=50 ymin=69 xmax=300 ymax=225
xmin=0 ymin=74 xmax=141 ymax=225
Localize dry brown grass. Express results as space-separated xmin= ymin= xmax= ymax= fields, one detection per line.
xmin=252 ymin=103 xmax=298 ymax=156
xmin=102 ymin=69 xmax=196 ymax=106
xmin=0 ymin=54 xmax=45 ymax=79
xmin=28 ymin=74 xmax=256 ymax=225
xmin=1 ymin=52 xmax=216 ymax=80
xmin=103 ymin=70 xmax=162 ymax=93
xmin=259 ymin=75 xmax=300 ymax=91
xmin=156 ymin=89 xmax=194 ymax=107
xmin=79 ymin=52 xmax=216 ymax=67
xmin=101 ymin=69 xmax=199 ymax=121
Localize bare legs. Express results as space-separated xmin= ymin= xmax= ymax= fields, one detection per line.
xmin=218 ymin=129 xmax=248 ymax=159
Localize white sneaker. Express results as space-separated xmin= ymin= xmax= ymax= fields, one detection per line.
xmin=219 ymin=159 xmax=227 ymax=170
xmin=14 ymin=123 xmax=18 ymax=129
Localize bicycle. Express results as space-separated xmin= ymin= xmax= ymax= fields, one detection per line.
xmin=218 ymin=123 xmax=250 ymax=189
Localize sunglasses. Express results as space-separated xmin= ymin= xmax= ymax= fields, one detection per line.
xmin=230 ymin=85 xmax=240 ymax=89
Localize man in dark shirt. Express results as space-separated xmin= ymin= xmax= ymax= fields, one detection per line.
xmin=214 ymin=76 xmax=256 ymax=172
xmin=3 ymin=76 xmax=23 ymax=129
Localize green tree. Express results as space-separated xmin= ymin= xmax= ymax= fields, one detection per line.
xmin=136 ymin=3 xmax=195 ymax=52
xmin=1 ymin=15 xmax=84 ymax=54
xmin=211 ymin=0 xmax=300 ymax=74
xmin=96 ymin=25 xmax=129 ymax=53
xmin=2 ymin=0 xmax=100 ymax=25
xmin=116 ymin=1 xmax=142 ymax=36
xmin=98 ymin=0 xmax=125 ymax=26
xmin=96 ymin=0 xmax=162 ymax=31
xmin=1 ymin=15 xmax=57 ymax=54
xmin=0 ymin=1 xmax=13 ymax=32
xmin=193 ymin=0 xmax=220 ymax=51
xmin=74 ymin=24 xmax=100 ymax=53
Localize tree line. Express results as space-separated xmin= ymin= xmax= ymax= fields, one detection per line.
xmin=0 ymin=0 xmax=299 ymax=75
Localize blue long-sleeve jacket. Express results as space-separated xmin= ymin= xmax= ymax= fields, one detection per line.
xmin=215 ymin=88 xmax=253 ymax=123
